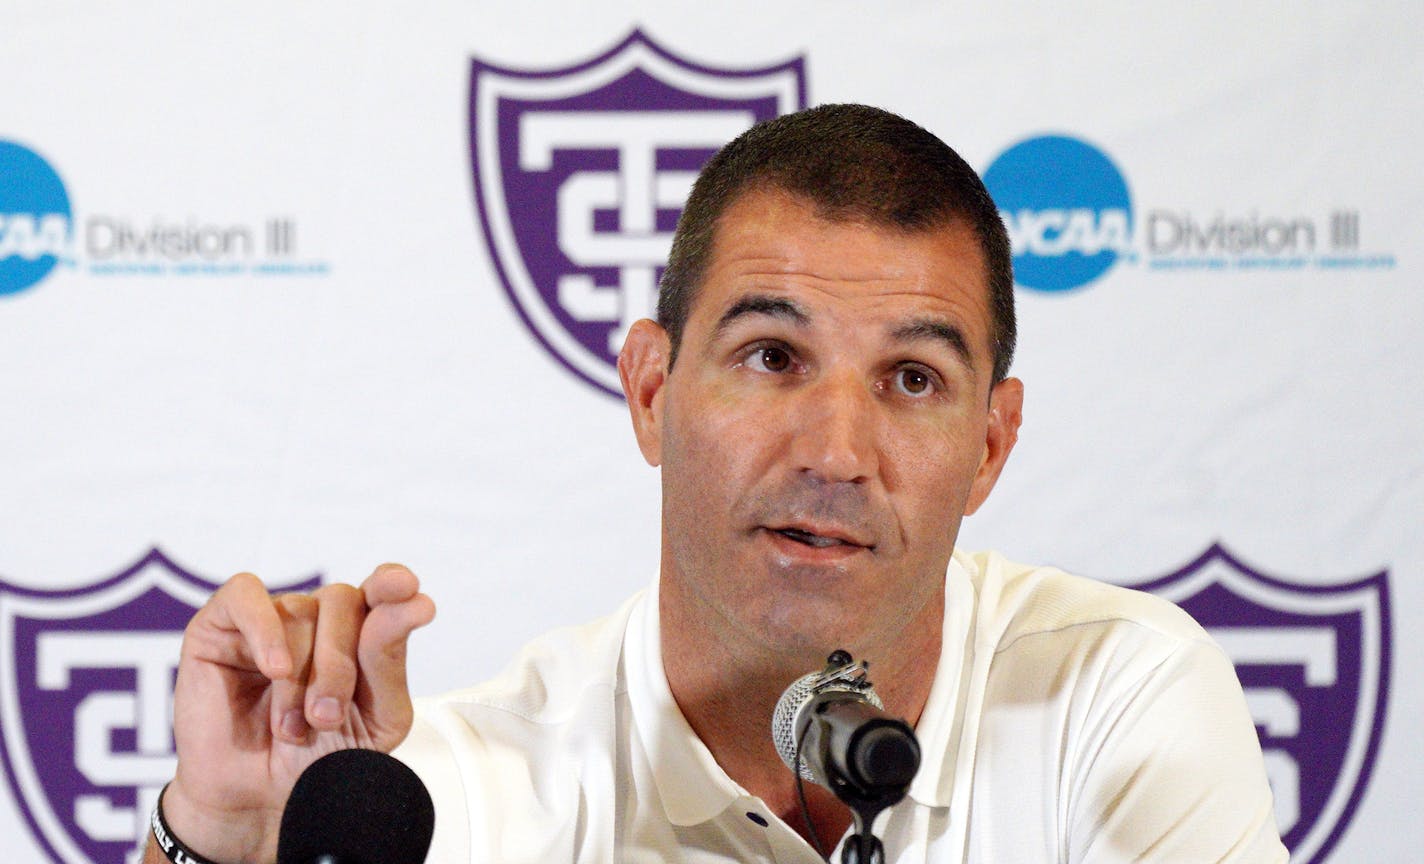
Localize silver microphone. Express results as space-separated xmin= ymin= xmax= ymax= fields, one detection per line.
xmin=771 ymin=650 xmax=920 ymax=802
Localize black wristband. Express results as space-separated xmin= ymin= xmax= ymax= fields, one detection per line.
xmin=150 ymin=783 xmax=223 ymax=864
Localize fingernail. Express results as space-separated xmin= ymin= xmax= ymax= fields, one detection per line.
xmin=266 ymin=646 xmax=289 ymax=675
xmin=280 ymin=709 xmax=309 ymax=740
xmin=312 ymin=697 xmax=342 ymax=724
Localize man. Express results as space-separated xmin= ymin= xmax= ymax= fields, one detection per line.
xmin=145 ymin=104 xmax=1286 ymax=863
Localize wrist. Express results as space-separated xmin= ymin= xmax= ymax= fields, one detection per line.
xmin=157 ymin=779 xmax=280 ymax=864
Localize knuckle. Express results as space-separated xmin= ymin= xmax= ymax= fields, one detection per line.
xmin=315 ymin=582 xmax=363 ymax=607
xmin=204 ymin=572 xmax=254 ymax=611
xmin=376 ymin=637 xmax=409 ymax=664
xmin=179 ymin=617 xmax=207 ymax=658
xmin=224 ymin=571 xmax=267 ymax=597
xmin=314 ymin=647 xmax=359 ymax=686
xmin=182 ymin=610 xmax=208 ymax=640
xmin=276 ymin=592 xmax=318 ymax=618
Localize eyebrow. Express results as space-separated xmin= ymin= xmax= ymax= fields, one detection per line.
xmin=890 ymin=318 xmax=976 ymax=372
xmin=713 ymin=294 xmax=810 ymax=337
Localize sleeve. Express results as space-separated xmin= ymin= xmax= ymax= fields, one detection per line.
xmin=391 ymin=696 xmax=614 ymax=864
xmin=1067 ymin=638 xmax=1289 ymax=864
xmin=392 ymin=707 xmax=474 ymax=864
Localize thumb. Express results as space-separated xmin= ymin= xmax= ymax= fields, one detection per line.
xmin=354 ymin=565 xmax=436 ymax=745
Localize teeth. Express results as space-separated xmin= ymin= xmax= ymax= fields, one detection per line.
xmin=779 ymin=529 xmax=845 ymax=548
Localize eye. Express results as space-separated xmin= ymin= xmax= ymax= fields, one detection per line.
xmin=892 ymin=366 xmax=936 ymax=397
xmin=744 ymin=345 xmax=793 ymax=374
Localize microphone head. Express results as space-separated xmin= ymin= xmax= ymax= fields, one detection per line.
xmin=772 ymin=668 xmax=884 ymax=781
xmin=771 ymin=670 xmax=820 ymax=779
xmin=277 ymin=748 xmax=435 ymax=864
xmin=850 ymin=721 xmax=920 ymax=790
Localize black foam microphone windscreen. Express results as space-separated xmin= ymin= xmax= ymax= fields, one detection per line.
xmin=276 ymin=748 xmax=435 ymax=864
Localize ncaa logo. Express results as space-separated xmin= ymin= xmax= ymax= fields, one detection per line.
xmin=0 ymin=140 xmax=72 ymax=298
xmin=0 ymin=550 xmax=319 ymax=864
xmin=1133 ymin=544 xmax=1390 ymax=863
xmin=469 ymin=30 xmax=806 ymax=397
xmin=983 ymin=134 xmax=1132 ymax=293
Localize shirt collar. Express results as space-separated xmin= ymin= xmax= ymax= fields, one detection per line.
xmin=623 ymin=575 xmax=745 ymax=826
xmin=624 ymin=555 xmax=976 ymax=822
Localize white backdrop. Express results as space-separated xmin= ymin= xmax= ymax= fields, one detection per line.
xmin=2 ymin=2 xmax=1420 ymax=862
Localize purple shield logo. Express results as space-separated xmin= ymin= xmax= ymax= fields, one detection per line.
xmin=0 ymin=549 xmax=319 ymax=864
xmin=1132 ymin=544 xmax=1390 ymax=864
xmin=470 ymin=30 xmax=807 ymax=397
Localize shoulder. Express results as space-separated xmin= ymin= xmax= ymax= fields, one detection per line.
xmin=953 ymin=553 xmax=1284 ymax=859
xmin=956 ymin=549 xmax=1213 ymax=658
xmin=392 ymin=592 xmax=643 ymax=862
xmin=955 ymin=549 xmax=1239 ymax=729
xmin=410 ymin=589 xmax=640 ymax=729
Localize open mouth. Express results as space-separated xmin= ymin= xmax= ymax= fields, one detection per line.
xmin=775 ymin=528 xmax=857 ymax=549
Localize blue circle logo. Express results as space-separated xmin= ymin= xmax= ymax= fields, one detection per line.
xmin=0 ymin=140 xmax=72 ymax=297
xmin=983 ymin=135 xmax=1132 ymax=293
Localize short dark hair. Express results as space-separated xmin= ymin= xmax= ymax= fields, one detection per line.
xmin=657 ymin=103 xmax=1016 ymax=384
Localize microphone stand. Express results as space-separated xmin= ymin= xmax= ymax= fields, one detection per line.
xmin=843 ymin=805 xmax=885 ymax=864
xmin=829 ymin=755 xmax=896 ymax=864
xmin=797 ymin=652 xmax=920 ymax=864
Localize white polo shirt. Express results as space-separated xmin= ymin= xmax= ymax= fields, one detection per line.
xmin=394 ymin=550 xmax=1287 ymax=862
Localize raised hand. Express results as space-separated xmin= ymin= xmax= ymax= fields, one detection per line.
xmin=149 ymin=563 xmax=435 ymax=864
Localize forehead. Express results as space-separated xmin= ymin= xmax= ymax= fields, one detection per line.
xmin=690 ymin=189 xmax=993 ymax=343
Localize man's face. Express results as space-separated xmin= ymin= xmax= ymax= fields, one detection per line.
xmin=620 ymin=189 xmax=1022 ymax=661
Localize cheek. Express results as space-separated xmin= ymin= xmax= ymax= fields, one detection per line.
xmin=661 ymin=386 xmax=761 ymax=515
xmin=885 ymin=417 xmax=986 ymax=528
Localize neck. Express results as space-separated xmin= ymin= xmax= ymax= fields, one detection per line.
xmin=658 ymin=574 xmax=945 ymax=847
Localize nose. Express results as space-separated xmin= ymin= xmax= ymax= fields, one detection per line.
xmin=788 ymin=369 xmax=879 ymax=484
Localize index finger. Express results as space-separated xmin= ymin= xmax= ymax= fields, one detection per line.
xmin=192 ymin=572 xmax=294 ymax=680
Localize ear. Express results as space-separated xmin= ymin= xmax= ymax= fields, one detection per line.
xmin=964 ymin=376 xmax=1023 ymax=515
xmin=618 ymin=318 xmax=671 ymax=467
